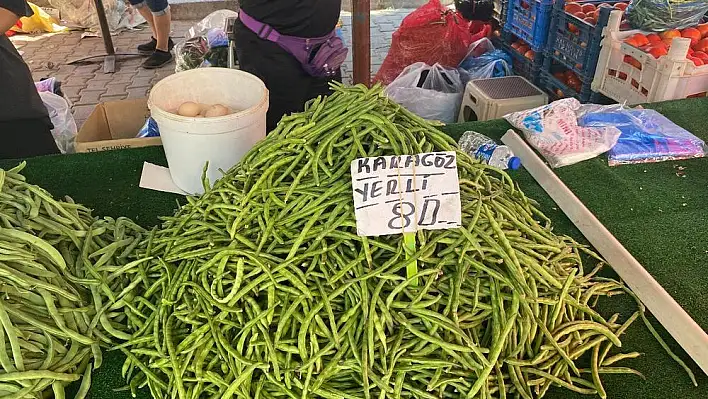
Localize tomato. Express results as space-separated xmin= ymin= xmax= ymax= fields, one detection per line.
xmin=646 ymin=34 xmax=662 ymax=44
xmin=694 ymin=38 xmax=708 ymax=53
xmin=581 ymin=4 xmax=596 ymax=14
xmin=623 ymin=55 xmax=642 ymax=70
xmin=687 ymin=56 xmax=704 ymax=66
xmin=614 ymin=2 xmax=628 ymax=11
xmin=566 ymin=72 xmax=582 ymax=92
xmin=624 ymin=33 xmax=649 ymax=48
xmin=681 ymin=28 xmax=701 ymax=46
xmin=660 ymin=29 xmax=681 ymax=40
xmin=693 ymin=51 xmax=708 ymax=63
xmin=564 ymin=2 xmax=582 ymax=14
xmin=646 ymin=45 xmax=668 ymax=59
xmin=697 ymin=24 xmax=708 ymax=39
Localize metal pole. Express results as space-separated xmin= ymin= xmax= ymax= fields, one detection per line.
xmin=95 ymin=0 xmax=115 ymax=56
xmin=352 ymin=0 xmax=371 ymax=86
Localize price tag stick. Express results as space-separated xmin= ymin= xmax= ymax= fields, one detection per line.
xmin=403 ymin=160 xmax=419 ymax=287
xmin=350 ymin=152 xmax=462 ymax=291
xmin=404 ymin=232 xmax=418 ymax=287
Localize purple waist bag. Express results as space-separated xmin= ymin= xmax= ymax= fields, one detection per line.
xmin=239 ymin=10 xmax=348 ymax=78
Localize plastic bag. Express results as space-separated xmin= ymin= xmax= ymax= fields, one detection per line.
xmin=10 ymin=2 xmax=67 ymax=34
xmin=35 ymin=77 xmax=59 ymax=94
xmin=175 ymin=37 xmax=211 ymax=72
xmin=39 ymin=92 xmax=77 ymax=154
xmin=386 ymin=62 xmax=465 ymax=123
xmin=504 ymin=98 xmax=622 ymax=168
xmin=374 ymin=0 xmax=481 ymax=85
xmin=184 ymin=10 xmax=238 ymax=40
xmin=175 ymin=10 xmax=237 ymax=72
xmin=626 ymin=0 xmax=708 ymax=31
xmin=137 ymin=117 xmax=160 ymax=138
xmin=48 ymin=0 xmax=144 ymax=33
xmin=578 ymin=108 xmax=707 ymax=165
xmin=455 ymin=0 xmax=495 ymax=22
xmin=458 ymin=38 xmax=511 ymax=81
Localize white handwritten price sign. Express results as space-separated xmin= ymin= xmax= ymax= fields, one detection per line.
xmin=350 ymin=152 xmax=462 ymax=237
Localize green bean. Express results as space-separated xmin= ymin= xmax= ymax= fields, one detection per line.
xmin=0 ymin=84 xmax=687 ymax=399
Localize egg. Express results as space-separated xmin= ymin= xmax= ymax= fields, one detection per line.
xmin=203 ymin=104 xmax=231 ymax=118
xmin=177 ymin=102 xmax=203 ymax=117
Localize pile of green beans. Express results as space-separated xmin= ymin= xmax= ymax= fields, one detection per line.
xmin=111 ymin=83 xmax=695 ymax=399
xmin=0 ymin=163 xmax=146 ymax=398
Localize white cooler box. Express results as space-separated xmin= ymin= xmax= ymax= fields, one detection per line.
xmin=458 ymin=76 xmax=548 ymax=122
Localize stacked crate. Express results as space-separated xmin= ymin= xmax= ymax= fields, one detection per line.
xmin=500 ymin=0 xmax=554 ymax=83
xmin=539 ymin=0 xmax=630 ymax=102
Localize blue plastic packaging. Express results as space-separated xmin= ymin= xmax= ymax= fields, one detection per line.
xmin=206 ymin=28 xmax=229 ymax=48
xmin=459 ymin=49 xmax=512 ymax=80
xmin=136 ymin=118 xmax=160 ymax=138
xmin=578 ymin=108 xmax=707 ymax=166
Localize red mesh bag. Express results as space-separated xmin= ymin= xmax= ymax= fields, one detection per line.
xmin=374 ymin=0 xmax=487 ymax=85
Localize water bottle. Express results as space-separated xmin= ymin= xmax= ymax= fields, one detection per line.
xmin=459 ymin=131 xmax=521 ymax=170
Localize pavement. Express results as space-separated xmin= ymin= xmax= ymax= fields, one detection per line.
xmin=10 ymin=10 xmax=411 ymax=129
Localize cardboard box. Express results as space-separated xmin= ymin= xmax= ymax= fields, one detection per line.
xmin=76 ymin=99 xmax=162 ymax=153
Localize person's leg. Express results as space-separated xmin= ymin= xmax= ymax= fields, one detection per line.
xmin=235 ymin=21 xmax=310 ymax=132
xmin=141 ymin=0 xmax=173 ymax=68
xmin=134 ymin=4 xmax=156 ymax=38
xmin=153 ymin=6 xmax=171 ymax=52
xmin=130 ymin=0 xmax=160 ymax=55
xmin=0 ymin=119 xmax=59 ymax=160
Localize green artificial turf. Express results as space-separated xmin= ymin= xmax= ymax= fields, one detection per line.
xmin=0 ymin=97 xmax=706 ymax=398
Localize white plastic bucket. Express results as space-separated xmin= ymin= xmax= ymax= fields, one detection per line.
xmin=148 ymin=68 xmax=269 ymax=194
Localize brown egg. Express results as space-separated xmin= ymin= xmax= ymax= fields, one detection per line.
xmin=204 ymin=104 xmax=231 ymax=118
xmin=177 ymin=101 xmax=203 ymax=117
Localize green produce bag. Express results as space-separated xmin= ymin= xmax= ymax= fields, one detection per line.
xmin=627 ymin=0 xmax=708 ymax=31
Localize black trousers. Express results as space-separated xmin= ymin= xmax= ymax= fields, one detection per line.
xmin=234 ymin=21 xmax=342 ymax=133
xmin=0 ymin=119 xmax=59 ymax=160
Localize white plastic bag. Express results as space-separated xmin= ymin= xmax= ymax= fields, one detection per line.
xmin=504 ymin=98 xmax=622 ymax=168
xmin=183 ymin=10 xmax=238 ymax=41
xmin=40 ymin=92 xmax=77 ymax=154
xmin=175 ymin=10 xmax=238 ymax=72
xmin=48 ymin=0 xmax=144 ymax=33
xmin=385 ymin=62 xmax=464 ymax=124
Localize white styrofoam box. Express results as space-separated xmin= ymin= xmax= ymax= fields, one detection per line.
xmin=592 ymin=10 xmax=708 ymax=105
xmin=458 ymin=76 xmax=548 ymax=122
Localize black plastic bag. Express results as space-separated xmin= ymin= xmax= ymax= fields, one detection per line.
xmin=455 ymin=0 xmax=495 ymax=21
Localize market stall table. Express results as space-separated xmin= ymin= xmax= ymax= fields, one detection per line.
xmin=1 ymin=98 xmax=706 ymax=398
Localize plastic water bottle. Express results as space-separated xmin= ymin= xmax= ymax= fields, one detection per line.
xmin=459 ymin=131 xmax=521 ymax=170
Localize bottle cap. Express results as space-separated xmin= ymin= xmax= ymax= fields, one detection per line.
xmin=508 ymin=157 xmax=522 ymax=170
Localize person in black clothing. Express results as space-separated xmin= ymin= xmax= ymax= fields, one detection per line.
xmin=0 ymin=0 xmax=58 ymax=159
xmin=235 ymin=0 xmax=343 ymax=132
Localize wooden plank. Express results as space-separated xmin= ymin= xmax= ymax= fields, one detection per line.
xmin=501 ymin=129 xmax=708 ymax=375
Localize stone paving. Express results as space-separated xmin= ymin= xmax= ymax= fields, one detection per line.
xmin=10 ymin=10 xmax=411 ymax=129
